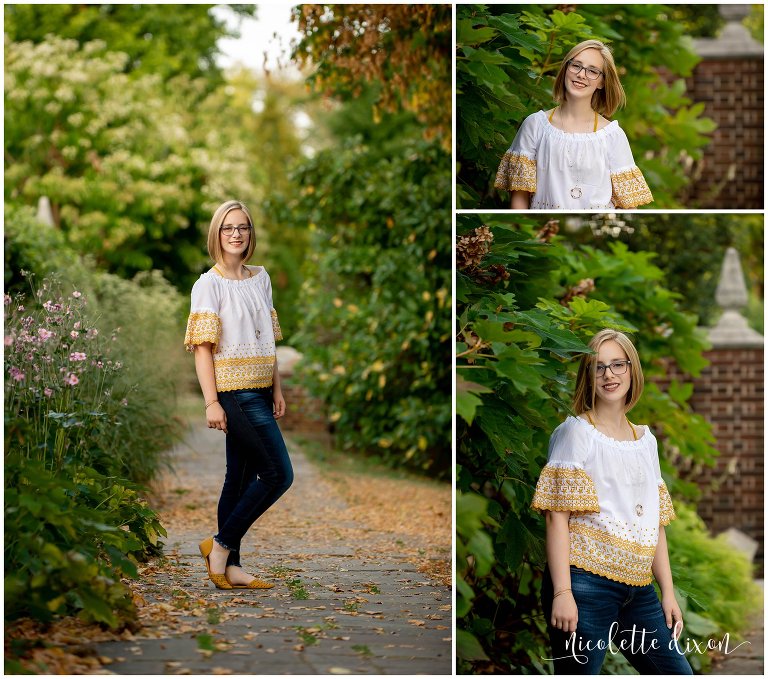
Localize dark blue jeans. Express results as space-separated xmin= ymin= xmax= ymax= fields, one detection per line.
xmin=214 ymin=388 xmax=293 ymax=567
xmin=542 ymin=566 xmax=693 ymax=674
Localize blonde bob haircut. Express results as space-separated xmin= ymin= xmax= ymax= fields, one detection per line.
xmin=206 ymin=200 xmax=256 ymax=264
xmin=553 ymin=40 xmax=626 ymax=118
xmin=572 ymin=329 xmax=644 ymax=414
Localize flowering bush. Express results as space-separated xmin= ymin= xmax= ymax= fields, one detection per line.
xmin=5 ymin=275 xmax=129 ymax=473
xmin=5 ymin=272 xmax=166 ymax=627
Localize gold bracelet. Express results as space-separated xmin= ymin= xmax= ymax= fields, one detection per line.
xmin=553 ymin=588 xmax=572 ymax=600
xmin=205 ymin=399 xmax=219 ymax=409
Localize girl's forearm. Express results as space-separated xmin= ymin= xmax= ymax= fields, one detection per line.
xmin=511 ymin=191 xmax=531 ymax=209
xmin=272 ymin=357 xmax=283 ymax=394
xmin=652 ymin=526 xmax=675 ymax=597
xmin=193 ymin=343 xmax=218 ymax=404
xmin=546 ymin=510 xmax=572 ymax=591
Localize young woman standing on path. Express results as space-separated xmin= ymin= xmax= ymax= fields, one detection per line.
xmin=184 ymin=199 xmax=293 ymax=590
xmin=494 ymin=40 xmax=653 ymax=210
xmin=531 ymin=329 xmax=692 ymax=674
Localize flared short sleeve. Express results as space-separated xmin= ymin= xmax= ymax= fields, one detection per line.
xmin=651 ymin=447 xmax=677 ymax=525
xmin=607 ymin=125 xmax=653 ymax=208
xmin=261 ymin=268 xmax=283 ymax=341
xmin=531 ymin=418 xmax=600 ymax=515
xmin=494 ymin=113 xmax=541 ymax=193
xmin=184 ymin=275 xmax=222 ymax=353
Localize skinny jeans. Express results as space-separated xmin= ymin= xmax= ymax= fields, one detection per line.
xmin=542 ymin=566 xmax=693 ymax=674
xmin=214 ymin=388 xmax=293 ymax=567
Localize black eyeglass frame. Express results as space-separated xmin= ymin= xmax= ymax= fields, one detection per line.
xmin=566 ymin=59 xmax=604 ymax=81
xmin=595 ymin=360 xmax=631 ymax=377
xmin=219 ymin=224 xmax=253 ymax=236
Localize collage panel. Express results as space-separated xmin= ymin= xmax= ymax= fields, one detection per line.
xmin=455 ymin=2 xmax=765 ymax=676
xmin=456 ymin=3 xmax=764 ymax=211
xmin=456 ymin=213 xmax=764 ymax=674
xmin=5 ymin=4 xmax=453 ymax=675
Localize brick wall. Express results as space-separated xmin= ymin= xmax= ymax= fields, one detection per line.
xmin=677 ymin=56 xmax=764 ymax=208
xmin=655 ymin=348 xmax=764 ymax=562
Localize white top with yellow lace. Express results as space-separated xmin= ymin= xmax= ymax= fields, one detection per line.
xmin=494 ymin=110 xmax=653 ymax=209
xmin=183 ymin=265 xmax=283 ymax=392
xmin=531 ymin=415 xmax=676 ymax=587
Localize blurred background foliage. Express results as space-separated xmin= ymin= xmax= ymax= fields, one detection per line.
xmin=5 ymin=3 xmax=450 ymax=634
xmin=456 ymin=3 xmax=730 ymax=208
xmin=455 ymin=214 xmax=762 ymax=672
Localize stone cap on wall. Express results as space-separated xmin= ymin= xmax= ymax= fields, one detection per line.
xmin=708 ymin=247 xmax=763 ymax=348
xmin=276 ymin=346 xmax=303 ymax=375
xmin=693 ymin=5 xmax=763 ymax=58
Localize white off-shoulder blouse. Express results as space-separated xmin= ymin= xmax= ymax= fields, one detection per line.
xmin=183 ymin=265 xmax=283 ymax=392
xmin=531 ymin=415 xmax=676 ymax=587
xmin=494 ymin=110 xmax=653 ymax=210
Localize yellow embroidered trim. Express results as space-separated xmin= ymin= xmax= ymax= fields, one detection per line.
xmin=184 ymin=312 xmax=221 ymax=353
xmin=659 ymin=482 xmax=676 ymax=526
xmin=213 ymin=354 xmax=276 ymax=391
xmin=494 ymin=152 xmax=537 ymax=193
xmin=570 ymin=522 xmax=657 ymax=586
xmin=531 ymin=466 xmax=600 ymax=514
xmin=271 ymin=308 xmax=283 ymax=341
xmin=610 ymin=167 xmax=653 ymax=208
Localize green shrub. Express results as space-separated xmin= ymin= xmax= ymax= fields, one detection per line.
xmin=4 ymin=273 xmax=168 ymax=628
xmin=286 ymin=135 xmax=451 ymax=477
xmin=456 ymin=215 xmax=755 ymax=673
xmin=5 ymin=455 xmax=164 ymax=627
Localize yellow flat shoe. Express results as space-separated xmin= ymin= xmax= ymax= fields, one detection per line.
xmin=227 ymin=576 xmax=274 ymax=589
xmin=199 ymin=536 xmax=233 ymax=590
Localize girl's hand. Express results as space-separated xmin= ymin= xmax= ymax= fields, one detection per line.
xmin=551 ymin=591 xmax=578 ymax=634
xmin=662 ymin=593 xmax=684 ymax=641
xmin=207 ymin=402 xmax=227 ymax=434
xmin=273 ymin=391 xmax=286 ymax=419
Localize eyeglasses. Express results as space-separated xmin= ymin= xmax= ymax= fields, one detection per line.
xmin=595 ymin=360 xmax=631 ymax=377
xmin=220 ymin=225 xmax=252 ymax=237
xmin=567 ymin=60 xmax=603 ymax=81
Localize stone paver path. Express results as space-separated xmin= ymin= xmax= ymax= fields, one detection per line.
xmin=93 ymin=427 xmax=452 ymax=675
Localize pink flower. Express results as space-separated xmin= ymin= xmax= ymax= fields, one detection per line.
xmin=4 ymin=335 xmax=13 ymax=346
xmin=70 ymin=331 xmax=79 ymax=339
xmin=43 ymin=301 xmax=62 ymax=313
xmin=44 ymin=387 xmax=53 ymax=397
xmin=37 ymin=328 xmax=54 ymax=341
xmin=96 ymin=360 xmax=104 ymax=368
xmin=73 ymin=321 xmax=81 ymax=330
xmin=4 ymin=294 xmax=11 ymax=305
xmin=69 ymin=352 xmax=87 ymax=362
xmin=121 ymin=398 xmax=128 ymax=406
xmin=86 ymin=328 xmax=98 ymax=339
xmin=63 ymin=373 xmax=79 ymax=386
xmin=72 ymin=291 xmax=82 ymax=298
xmin=17 ymin=305 xmax=25 ymax=312
xmin=10 ymin=367 xmax=25 ymax=382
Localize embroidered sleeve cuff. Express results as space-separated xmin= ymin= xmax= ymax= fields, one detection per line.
xmin=610 ymin=167 xmax=653 ymax=208
xmin=494 ymin=152 xmax=537 ymax=193
xmin=271 ymin=308 xmax=283 ymax=341
xmin=531 ymin=464 xmax=600 ymax=514
xmin=184 ymin=311 xmax=222 ymax=353
xmin=659 ymin=482 xmax=676 ymax=525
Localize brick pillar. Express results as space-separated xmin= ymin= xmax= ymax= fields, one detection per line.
xmin=657 ymin=248 xmax=764 ymax=562
xmin=275 ymin=346 xmax=329 ymax=434
xmin=680 ymin=5 xmax=764 ymax=208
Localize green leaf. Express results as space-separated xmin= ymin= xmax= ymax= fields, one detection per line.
xmin=457 ymin=629 xmax=490 ymax=661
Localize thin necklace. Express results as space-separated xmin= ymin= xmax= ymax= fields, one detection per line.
xmin=550 ymin=107 xmax=598 ymax=200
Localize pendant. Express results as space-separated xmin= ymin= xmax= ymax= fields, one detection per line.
xmin=570 ymin=186 xmax=583 ymax=199
xmin=635 ymin=504 xmax=644 ymax=516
